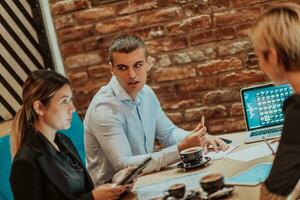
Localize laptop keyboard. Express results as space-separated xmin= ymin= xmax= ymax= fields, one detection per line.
xmin=250 ymin=127 xmax=283 ymax=137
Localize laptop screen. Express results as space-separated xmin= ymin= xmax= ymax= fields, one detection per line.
xmin=241 ymin=83 xmax=294 ymax=130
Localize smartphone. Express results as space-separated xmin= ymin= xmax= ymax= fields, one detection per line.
xmin=220 ymin=137 xmax=232 ymax=144
xmin=207 ymin=138 xmax=232 ymax=149
xmin=118 ymin=157 xmax=152 ymax=185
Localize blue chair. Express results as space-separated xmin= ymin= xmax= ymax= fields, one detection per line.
xmin=59 ymin=112 xmax=86 ymax=164
xmin=0 ymin=135 xmax=13 ymax=200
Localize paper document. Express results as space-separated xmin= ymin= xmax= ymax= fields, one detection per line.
xmin=226 ymin=142 xmax=279 ymax=162
xmin=135 ymin=171 xmax=209 ymax=200
xmin=206 ymin=144 xmax=239 ymax=160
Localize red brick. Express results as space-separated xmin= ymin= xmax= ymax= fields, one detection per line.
xmin=237 ymin=23 xmax=253 ymax=37
xmin=150 ymin=84 xmax=176 ymax=98
xmin=156 ymin=55 xmax=171 ymax=67
xmin=215 ymin=27 xmax=236 ymax=40
xmin=64 ymin=52 xmax=102 ymax=69
xmin=54 ymin=15 xmax=74 ymax=30
xmin=82 ymin=36 xmax=100 ymax=51
xmin=177 ymin=122 xmax=198 ymax=132
xmin=166 ymin=112 xmax=183 ymax=123
xmin=229 ymin=102 xmax=243 ymax=116
xmin=52 ymin=0 xmax=89 ymax=16
xmin=175 ymin=78 xmax=218 ymax=94
xmin=190 ymin=27 xmax=235 ymax=46
xmin=160 ymin=97 xmax=200 ymax=110
xmin=74 ymin=79 xmax=109 ymax=95
xmin=218 ymin=40 xmax=252 ymax=56
xmin=158 ymin=0 xmax=198 ymax=5
xmin=117 ymin=0 xmax=158 ymax=15
xmin=145 ymin=37 xmax=187 ymax=54
xmin=167 ymin=15 xmax=211 ymax=35
xmin=219 ymin=70 xmax=267 ymax=87
xmin=184 ymin=105 xmax=227 ymax=122
xmin=68 ymin=71 xmax=88 ymax=85
xmin=211 ymin=0 xmax=230 ymax=11
xmin=207 ymin=117 xmax=246 ymax=134
xmin=171 ymin=48 xmax=216 ymax=64
xmin=60 ymin=41 xmax=83 ymax=57
xmin=184 ymin=2 xmax=210 ymax=17
xmin=127 ymin=26 xmax=166 ymax=40
xmin=139 ymin=7 xmax=183 ymax=25
xmin=203 ymin=89 xmax=240 ymax=105
xmin=72 ymin=94 xmax=92 ymax=111
xmin=95 ymin=16 xmax=138 ymax=35
xmin=232 ymin=0 xmax=266 ymax=7
xmin=87 ymin=64 xmax=111 ymax=78
xmin=74 ymin=7 xmax=115 ymax=24
xmin=151 ymin=66 xmax=196 ymax=82
xmin=214 ymin=7 xmax=261 ymax=26
xmin=190 ymin=31 xmax=216 ymax=46
xmin=57 ymin=25 xmax=93 ymax=43
xmin=197 ymin=57 xmax=243 ymax=76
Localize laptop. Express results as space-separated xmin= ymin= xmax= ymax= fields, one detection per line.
xmin=241 ymin=83 xmax=294 ymax=143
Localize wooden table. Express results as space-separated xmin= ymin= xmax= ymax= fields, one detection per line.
xmin=124 ymin=131 xmax=274 ymax=200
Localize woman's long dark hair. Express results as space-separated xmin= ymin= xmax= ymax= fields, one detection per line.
xmin=11 ymin=69 xmax=69 ymax=157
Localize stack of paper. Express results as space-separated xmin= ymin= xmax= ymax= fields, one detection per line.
xmin=206 ymin=144 xmax=239 ymax=160
xmin=226 ymin=142 xmax=279 ymax=162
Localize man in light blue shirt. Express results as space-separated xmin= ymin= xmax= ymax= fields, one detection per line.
xmin=84 ymin=34 xmax=228 ymax=185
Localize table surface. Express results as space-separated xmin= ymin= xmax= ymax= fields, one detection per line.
xmin=124 ymin=131 xmax=274 ymax=200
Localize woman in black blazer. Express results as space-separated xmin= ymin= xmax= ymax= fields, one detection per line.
xmin=10 ymin=70 xmax=130 ymax=200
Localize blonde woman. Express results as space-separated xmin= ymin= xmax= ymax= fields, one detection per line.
xmin=250 ymin=3 xmax=300 ymax=200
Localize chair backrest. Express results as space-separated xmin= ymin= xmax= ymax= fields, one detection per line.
xmin=0 ymin=112 xmax=85 ymax=200
xmin=59 ymin=112 xmax=86 ymax=164
xmin=0 ymin=135 xmax=13 ymax=200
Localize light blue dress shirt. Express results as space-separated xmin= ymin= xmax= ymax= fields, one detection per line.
xmin=84 ymin=76 xmax=189 ymax=185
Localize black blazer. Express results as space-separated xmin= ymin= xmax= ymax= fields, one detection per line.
xmin=10 ymin=130 xmax=94 ymax=200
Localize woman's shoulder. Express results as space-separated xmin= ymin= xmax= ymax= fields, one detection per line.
xmin=12 ymin=143 xmax=40 ymax=167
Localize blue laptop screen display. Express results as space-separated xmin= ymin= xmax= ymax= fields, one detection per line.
xmin=243 ymin=84 xmax=294 ymax=130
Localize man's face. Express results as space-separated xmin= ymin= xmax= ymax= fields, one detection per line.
xmin=111 ymin=47 xmax=150 ymax=99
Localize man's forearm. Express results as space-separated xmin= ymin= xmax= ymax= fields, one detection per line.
xmin=261 ymin=183 xmax=287 ymax=200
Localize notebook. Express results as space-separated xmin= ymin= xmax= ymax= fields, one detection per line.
xmin=225 ymin=162 xmax=272 ymax=186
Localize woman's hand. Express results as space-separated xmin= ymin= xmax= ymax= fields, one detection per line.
xmin=92 ymin=183 xmax=125 ymax=200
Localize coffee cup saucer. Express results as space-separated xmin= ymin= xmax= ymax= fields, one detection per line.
xmin=201 ymin=185 xmax=234 ymax=199
xmin=177 ymin=157 xmax=211 ymax=170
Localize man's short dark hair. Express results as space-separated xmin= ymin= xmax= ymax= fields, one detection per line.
xmin=109 ymin=34 xmax=148 ymax=64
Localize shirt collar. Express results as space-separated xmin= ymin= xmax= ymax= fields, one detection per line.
xmin=110 ymin=76 xmax=144 ymax=104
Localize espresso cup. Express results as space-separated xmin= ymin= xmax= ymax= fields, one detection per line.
xmin=163 ymin=183 xmax=186 ymax=199
xmin=200 ymin=172 xmax=224 ymax=194
xmin=180 ymin=147 xmax=203 ymax=166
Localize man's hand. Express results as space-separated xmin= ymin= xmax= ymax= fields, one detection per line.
xmin=202 ymin=134 xmax=229 ymax=153
xmin=177 ymin=115 xmax=229 ymax=153
xmin=177 ymin=121 xmax=206 ymax=152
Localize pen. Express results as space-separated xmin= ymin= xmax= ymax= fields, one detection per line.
xmin=262 ymin=136 xmax=276 ymax=155
xmin=201 ymin=116 xmax=205 ymax=127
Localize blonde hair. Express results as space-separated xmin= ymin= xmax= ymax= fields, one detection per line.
xmin=11 ymin=70 xmax=69 ymax=157
xmin=250 ymin=3 xmax=300 ymax=70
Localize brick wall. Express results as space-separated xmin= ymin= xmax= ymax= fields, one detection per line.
xmin=50 ymin=0 xmax=300 ymax=134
